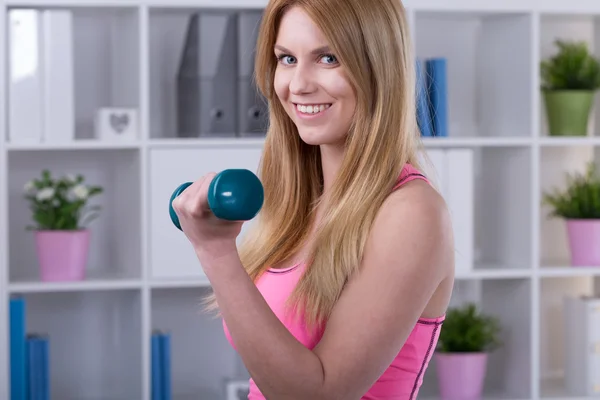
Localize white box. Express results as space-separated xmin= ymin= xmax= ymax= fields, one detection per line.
xmin=446 ymin=149 xmax=474 ymax=276
xmin=225 ymin=380 xmax=249 ymax=400
xmin=421 ymin=148 xmax=474 ymax=275
xmin=564 ymin=296 xmax=600 ymax=396
xmin=42 ymin=10 xmax=75 ymax=143
xmin=422 ymin=149 xmax=446 ymax=197
xmin=8 ymin=9 xmax=44 ymax=144
xmin=148 ymin=147 xmax=263 ymax=279
xmin=94 ymin=108 xmax=138 ymax=142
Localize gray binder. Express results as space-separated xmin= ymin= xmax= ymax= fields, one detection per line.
xmin=177 ymin=11 xmax=238 ymax=137
xmin=237 ymin=11 xmax=268 ymax=136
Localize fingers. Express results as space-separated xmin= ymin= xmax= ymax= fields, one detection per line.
xmin=196 ymin=172 xmax=216 ymax=214
xmin=172 ymin=172 xmax=217 ymax=219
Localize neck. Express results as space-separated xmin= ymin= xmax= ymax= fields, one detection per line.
xmin=319 ymin=143 xmax=345 ymax=196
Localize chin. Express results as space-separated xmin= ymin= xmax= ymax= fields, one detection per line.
xmin=292 ymin=115 xmax=342 ymax=144
xmin=297 ymin=127 xmax=346 ymax=147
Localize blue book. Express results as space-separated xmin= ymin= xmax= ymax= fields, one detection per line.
xmin=10 ymin=296 xmax=27 ymax=400
xmin=26 ymin=334 xmax=49 ymax=400
xmin=415 ymin=59 xmax=434 ymax=137
xmin=26 ymin=335 xmax=39 ymax=400
xmin=38 ymin=336 xmax=49 ymax=400
xmin=151 ymin=332 xmax=163 ymax=400
xmin=160 ymin=333 xmax=171 ymax=400
xmin=425 ymin=58 xmax=449 ymax=137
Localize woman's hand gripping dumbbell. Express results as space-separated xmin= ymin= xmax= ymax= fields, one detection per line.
xmin=169 ymin=169 xmax=264 ymax=250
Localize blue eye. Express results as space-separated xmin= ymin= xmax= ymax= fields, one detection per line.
xmin=277 ymin=54 xmax=296 ymax=65
xmin=321 ymin=54 xmax=337 ymax=64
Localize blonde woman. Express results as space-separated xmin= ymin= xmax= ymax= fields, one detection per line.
xmin=171 ymin=0 xmax=455 ymax=398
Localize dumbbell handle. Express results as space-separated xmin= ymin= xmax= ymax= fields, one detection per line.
xmin=169 ymin=169 xmax=264 ymax=231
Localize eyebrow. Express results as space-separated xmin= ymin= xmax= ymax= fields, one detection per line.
xmin=274 ymin=44 xmax=332 ymax=55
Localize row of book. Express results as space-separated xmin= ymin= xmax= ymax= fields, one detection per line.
xmin=151 ymin=331 xmax=172 ymax=400
xmin=10 ymin=296 xmax=173 ymax=400
xmin=416 ymin=57 xmax=449 ymax=138
xmin=10 ymin=296 xmax=50 ymax=400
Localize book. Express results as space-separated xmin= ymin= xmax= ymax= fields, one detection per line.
xmin=416 ymin=59 xmax=434 ymax=137
xmin=27 ymin=334 xmax=50 ymax=400
xmin=425 ymin=58 xmax=449 ymax=137
xmin=151 ymin=331 xmax=171 ymax=400
xmin=10 ymin=296 xmax=27 ymax=400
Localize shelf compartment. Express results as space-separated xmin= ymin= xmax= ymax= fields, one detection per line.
xmin=147 ymin=137 xmax=265 ymax=149
xmin=5 ymin=6 xmax=140 ymax=144
xmin=9 ymin=289 xmax=142 ymax=399
xmin=474 ymin=146 xmax=533 ymax=270
xmin=539 ymin=276 xmax=600 ymax=399
xmin=424 ymin=146 xmax=533 ymax=273
xmin=417 ymin=278 xmax=533 ymax=399
xmin=7 ymin=148 xmax=142 ymax=283
xmin=422 ymin=136 xmax=533 ymax=148
xmin=151 ymin=287 xmax=245 ymax=399
xmin=148 ymin=6 xmax=267 ymax=139
xmin=539 ymin=136 xmax=600 ymax=147
xmin=6 ymin=140 xmax=141 ymax=151
xmin=8 ymin=276 xmax=142 ymax=293
xmin=147 ymin=145 xmax=263 ymax=280
xmin=539 ymin=145 xmax=600 ymax=269
xmin=414 ymin=11 xmax=534 ymax=138
xmin=455 ymin=267 xmax=532 ymax=280
xmin=539 ymin=266 xmax=600 ymax=278
xmin=539 ymin=13 xmax=600 ymax=138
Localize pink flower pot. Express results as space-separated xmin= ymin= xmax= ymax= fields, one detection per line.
xmin=436 ymin=352 xmax=487 ymax=400
xmin=35 ymin=230 xmax=90 ymax=282
xmin=566 ymin=219 xmax=600 ymax=266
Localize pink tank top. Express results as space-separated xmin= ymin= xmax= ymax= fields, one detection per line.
xmin=223 ymin=164 xmax=445 ymax=399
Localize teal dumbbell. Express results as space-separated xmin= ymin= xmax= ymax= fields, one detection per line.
xmin=169 ymin=169 xmax=264 ymax=231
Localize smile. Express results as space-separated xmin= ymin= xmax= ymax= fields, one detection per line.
xmin=294 ymin=103 xmax=332 ymax=117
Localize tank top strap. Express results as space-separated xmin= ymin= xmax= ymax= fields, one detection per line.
xmin=392 ymin=163 xmax=429 ymax=191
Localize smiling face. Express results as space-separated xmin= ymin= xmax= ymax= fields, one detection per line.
xmin=273 ymin=6 xmax=357 ymax=148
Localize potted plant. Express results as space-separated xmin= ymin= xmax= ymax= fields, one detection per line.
xmin=435 ymin=302 xmax=501 ymax=400
xmin=543 ymin=161 xmax=600 ymax=266
xmin=23 ymin=170 xmax=103 ymax=282
xmin=541 ymin=39 xmax=600 ymax=136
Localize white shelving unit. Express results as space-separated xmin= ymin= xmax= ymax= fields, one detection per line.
xmin=3 ymin=0 xmax=600 ymax=399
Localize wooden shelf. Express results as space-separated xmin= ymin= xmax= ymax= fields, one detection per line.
xmin=3 ymin=0 xmax=600 ymax=399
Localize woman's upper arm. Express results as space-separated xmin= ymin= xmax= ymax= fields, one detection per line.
xmin=312 ymin=182 xmax=454 ymax=399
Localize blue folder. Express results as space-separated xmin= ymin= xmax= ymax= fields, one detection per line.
xmin=415 ymin=59 xmax=434 ymax=137
xmin=425 ymin=58 xmax=449 ymax=137
xmin=10 ymin=296 xmax=27 ymax=400
xmin=152 ymin=331 xmax=172 ymax=400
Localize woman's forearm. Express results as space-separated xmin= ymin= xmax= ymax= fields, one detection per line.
xmin=195 ymin=243 xmax=327 ymax=399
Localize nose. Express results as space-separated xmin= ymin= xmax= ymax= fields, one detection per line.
xmin=289 ymin=63 xmax=316 ymax=95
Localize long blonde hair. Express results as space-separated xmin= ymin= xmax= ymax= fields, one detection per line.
xmin=205 ymin=0 xmax=426 ymax=330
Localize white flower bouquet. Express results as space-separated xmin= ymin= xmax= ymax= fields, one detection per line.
xmin=23 ymin=169 xmax=104 ymax=231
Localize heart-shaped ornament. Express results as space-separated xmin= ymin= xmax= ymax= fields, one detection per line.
xmin=110 ymin=113 xmax=130 ymax=133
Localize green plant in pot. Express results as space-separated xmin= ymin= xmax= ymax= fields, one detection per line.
xmin=541 ymin=39 xmax=600 ymax=136
xmin=435 ymin=303 xmax=501 ymax=400
xmin=543 ymin=161 xmax=600 ymax=266
xmin=23 ymin=169 xmax=103 ymax=282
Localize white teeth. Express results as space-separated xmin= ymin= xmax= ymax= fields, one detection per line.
xmin=296 ymin=104 xmax=330 ymax=115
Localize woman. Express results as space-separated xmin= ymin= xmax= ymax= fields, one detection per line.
xmin=171 ymin=0 xmax=455 ymax=398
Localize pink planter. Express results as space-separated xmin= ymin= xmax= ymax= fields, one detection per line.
xmin=35 ymin=230 xmax=90 ymax=282
xmin=566 ymin=219 xmax=600 ymax=266
xmin=436 ymin=352 xmax=487 ymax=400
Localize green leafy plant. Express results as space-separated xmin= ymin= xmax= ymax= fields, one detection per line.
xmin=23 ymin=169 xmax=104 ymax=230
xmin=541 ymin=39 xmax=600 ymax=91
xmin=437 ymin=303 xmax=501 ymax=353
xmin=543 ymin=161 xmax=600 ymax=219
